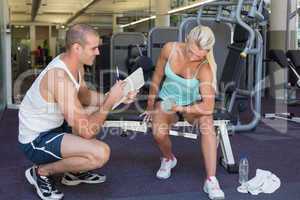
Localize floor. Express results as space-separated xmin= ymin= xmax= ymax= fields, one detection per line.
xmin=1 ymin=106 xmax=300 ymax=200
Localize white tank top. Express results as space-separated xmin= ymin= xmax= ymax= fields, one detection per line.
xmin=18 ymin=55 xmax=81 ymax=144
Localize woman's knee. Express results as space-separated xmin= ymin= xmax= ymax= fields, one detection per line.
xmin=153 ymin=131 xmax=169 ymax=142
xmin=196 ymin=115 xmax=215 ymax=135
xmin=152 ymin=119 xmax=171 ymax=141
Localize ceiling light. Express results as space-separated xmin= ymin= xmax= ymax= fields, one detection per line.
xmin=120 ymin=0 xmax=217 ymax=28
xmin=120 ymin=15 xmax=156 ymax=28
xmin=168 ymin=0 xmax=216 ymax=14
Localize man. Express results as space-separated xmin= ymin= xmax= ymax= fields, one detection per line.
xmin=18 ymin=24 xmax=136 ymax=200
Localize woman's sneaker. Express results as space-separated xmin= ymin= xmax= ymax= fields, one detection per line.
xmin=203 ymin=176 xmax=225 ymax=200
xmin=25 ymin=166 xmax=64 ymax=200
xmin=156 ymin=157 xmax=177 ymax=179
xmin=61 ymin=171 xmax=106 ymax=186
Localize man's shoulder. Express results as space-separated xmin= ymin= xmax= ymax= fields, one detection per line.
xmin=40 ymin=68 xmax=73 ymax=92
xmin=44 ymin=67 xmax=68 ymax=80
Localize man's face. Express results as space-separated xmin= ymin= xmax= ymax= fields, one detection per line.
xmin=186 ymin=41 xmax=208 ymax=62
xmin=79 ymin=33 xmax=101 ymax=65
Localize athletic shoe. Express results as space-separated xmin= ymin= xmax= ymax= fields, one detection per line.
xmin=61 ymin=171 xmax=106 ymax=186
xmin=25 ymin=166 xmax=64 ymax=200
xmin=156 ymin=157 xmax=177 ymax=179
xmin=203 ymin=176 xmax=225 ymax=200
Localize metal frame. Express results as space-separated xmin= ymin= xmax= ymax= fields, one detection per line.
xmin=110 ymin=32 xmax=146 ymax=70
xmin=197 ymin=0 xmax=265 ymax=132
xmin=265 ymin=113 xmax=300 ymax=123
xmin=147 ymin=26 xmax=179 ymax=64
xmin=178 ymin=17 xmax=198 ymax=42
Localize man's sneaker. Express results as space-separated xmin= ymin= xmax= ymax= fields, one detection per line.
xmin=51 ymin=187 xmax=64 ymax=200
xmin=25 ymin=166 xmax=64 ymax=200
xmin=156 ymin=157 xmax=177 ymax=179
xmin=203 ymin=176 xmax=225 ymax=200
xmin=61 ymin=171 xmax=106 ymax=186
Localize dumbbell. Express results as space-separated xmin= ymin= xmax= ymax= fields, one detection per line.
xmin=161 ymin=98 xmax=176 ymax=112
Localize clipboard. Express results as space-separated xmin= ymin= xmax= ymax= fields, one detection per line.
xmin=112 ymin=67 xmax=145 ymax=110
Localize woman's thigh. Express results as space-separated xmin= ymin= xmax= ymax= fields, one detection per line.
xmin=152 ymin=101 xmax=178 ymax=134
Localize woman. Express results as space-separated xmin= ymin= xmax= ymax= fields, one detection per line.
xmin=142 ymin=26 xmax=225 ymax=200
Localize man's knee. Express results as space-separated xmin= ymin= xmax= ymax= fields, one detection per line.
xmin=89 ymin=140 xmax=111 ymax=168
xmin=100 ymin=142 xmax=111 ymax=163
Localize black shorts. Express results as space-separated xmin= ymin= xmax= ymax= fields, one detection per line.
xmin=156 ymin=97 xmax=184 ymax=120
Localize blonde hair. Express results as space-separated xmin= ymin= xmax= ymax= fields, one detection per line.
xmin=186 ymin=25 xmax=217 ymax=92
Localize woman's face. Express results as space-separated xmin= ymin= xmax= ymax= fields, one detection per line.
xmin=186 ymin=41 xmax=208 ymax=62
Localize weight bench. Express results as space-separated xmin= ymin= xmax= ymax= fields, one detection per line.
xmin=103 ymin=100 xmax=238 ymax=173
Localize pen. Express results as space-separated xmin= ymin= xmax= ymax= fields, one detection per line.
xmin=116 ymin=66 xmax=120 ymax=80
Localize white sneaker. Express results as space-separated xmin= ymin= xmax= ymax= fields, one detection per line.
xmin=203 ymin=176 xmax=225 ymax=200
xmin=61 ymin=171 xmax=106 ymax=186
xmin=156 ymin=157 xmax=177 ymax=179
xmin=25 ymin=166 xmax=64 ymax=200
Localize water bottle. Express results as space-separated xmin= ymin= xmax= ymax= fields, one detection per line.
xmin=239 ymin=157 xmax=249 ymax=185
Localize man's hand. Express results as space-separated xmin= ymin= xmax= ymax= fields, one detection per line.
xmin=107 ymin=80 xmax=126 ymax=104
xmin=122 ymin=90 xmax=139 ymax=104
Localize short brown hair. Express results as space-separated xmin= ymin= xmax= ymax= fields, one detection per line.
xmin=65 ymin=24 xmax=99 ymax=50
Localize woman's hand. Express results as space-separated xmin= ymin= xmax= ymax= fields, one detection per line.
xmin=171 ymin=104 xmax=184 ymax=113
xmin=140 ymin=101 xmax=155 ymax=122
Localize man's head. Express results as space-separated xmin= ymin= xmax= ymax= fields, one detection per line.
xmin=65 ymin=24 xmax=101 ymax=65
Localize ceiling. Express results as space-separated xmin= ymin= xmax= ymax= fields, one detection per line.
xmin=8 ymin=0 xmax=169 ymax=27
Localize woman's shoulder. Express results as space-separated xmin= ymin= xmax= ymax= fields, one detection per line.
xmin=197 ymin=62 xmax=212 ymax=79
xmin=162 ymin=42 xmax=174 ymax=51
xmin=161 ymin=42 xmax=174 ymax=59
xmin=163 ymin=42 xmax=185 ymax=50
xmin=162 ymin=42 xmax=184 ymax=57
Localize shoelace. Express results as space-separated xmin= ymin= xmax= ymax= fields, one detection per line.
xmin=160 ymin=159 xmax=172 ymax=171
xmin=69 ymin=172 xmax=94 ymax=180
xmin=49 ymin=179 xmax=61 ymax=194
xmin=39 ymin=176 xmax=55 ymax=193
xmin=78 ymin=172 xmax=93 ymax=179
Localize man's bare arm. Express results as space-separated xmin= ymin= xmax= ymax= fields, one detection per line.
xmin=49 ymin=69 xmax=123 ymax=139
xmin=78 ymin=66 xmax=106 ymax=107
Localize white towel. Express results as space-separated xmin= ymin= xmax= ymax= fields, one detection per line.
xmin=261 ymin=174 xmax=281 ymax=194
xmin=237 ymin=169 xmax=281 ymax=195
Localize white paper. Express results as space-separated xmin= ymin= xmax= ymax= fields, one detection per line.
xmin=112 ymin=67 xmax=145 ymax=110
